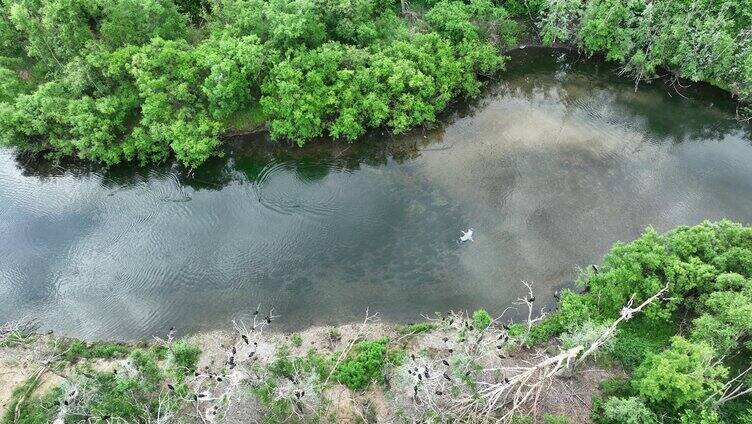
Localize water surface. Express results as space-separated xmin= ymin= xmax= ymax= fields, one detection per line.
xmin=1 ymin=49 xmax=751 ymax=339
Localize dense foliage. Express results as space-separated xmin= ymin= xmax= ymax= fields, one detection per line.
xmin=538 ymin=0 xmax=752 ymax=103
xmin=532 ymin=220 xmax=752 ymax=423
xmin=0 ymin=0 xmax=518 ymax=168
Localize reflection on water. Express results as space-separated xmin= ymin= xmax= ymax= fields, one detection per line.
xmin=1 ymin=48 xmax=750 ymax=340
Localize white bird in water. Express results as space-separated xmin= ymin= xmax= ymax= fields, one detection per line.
xmin=460 ymin=228 xmax=474 ymax=242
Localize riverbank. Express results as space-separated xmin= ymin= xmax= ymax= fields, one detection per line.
xmin=3 ymin=221 xmax=751 ymax=423
xmin=1 ymin=314 xmax=618 ymax=424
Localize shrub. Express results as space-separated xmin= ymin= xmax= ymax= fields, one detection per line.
xmin=596 ymin=397 xmax=657 ymax=424
xmin=472 ymin=309 xmax=492 ymax=330
xmin=335 ymin=338 xmax=390 ymax=390
xmin=170 ymin=339 xmax=201 ymax=371
xmin=598 ymin=376 xmax=633 ymax=399
xmin=632 ymin=337 xmax=727 ymax=411
xmin=609 ymin=316 xmax=676 ymax=372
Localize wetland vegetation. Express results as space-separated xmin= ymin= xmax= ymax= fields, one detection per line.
xmin=1 ymin=0 xmax=752 ymax=423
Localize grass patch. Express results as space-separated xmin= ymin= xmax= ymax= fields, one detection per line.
xmin=291 ymin=333 xmax=303 ymax=347
xmin=2 ymin=382 xmax=61 ymax=424
xmin=543 ymin=414 xmax=571 ymax=424
xmin=0 ymin=331 xmax=34 ymax=348
xmin=397 ymin=322 xmax=437 ymax=335
xmin=60 ymin=340 xmax=132 ymax=362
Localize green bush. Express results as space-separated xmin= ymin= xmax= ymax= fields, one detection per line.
xmin=632 ymin=337 xmax=727 ymax=412
xmin=595 ymin=397 xmax=657 ymax=424
xmin=609 ymin=316 xmax=675 ymax=372
xmin=335 ymin=338 xmax=390 ymax=390
xmin=472 ymin=309 xmax=492 ymax=330
xmin=598 ymin=376 xmax=634 ymax=399
xmin=170 ymin=339 xmax=201 ymax=371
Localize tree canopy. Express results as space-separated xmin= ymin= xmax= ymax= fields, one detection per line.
xmin=539 ymin=0 xmax=752 ymax=102
xmin=0 ymin=0 xmax=519 ymax=168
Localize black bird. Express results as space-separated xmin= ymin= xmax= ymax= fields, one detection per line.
xmin=167 ymin=384 xmax=175 ymax=391
xmin=242 ymin=334 xmax=249 ymax=344
xmin=442 ymin=337 xmax=449 ymax=342
xmin=443 ymin=372 xmax=452 ymax=381
xmin=411 ymin=353 xmax=416 ymax=361
xmin=194 ymin=372 xmax=200 ymax=376
xmin=254 ymin=341 xmax=258 ymax=346
xmin=435 ymin=390 xmax=443 ymax=395
xmin=253 ymin=307 xmax=259 ymax=316
xmin=465 ymin=370 xmax=471 ymax=376
xmin=442 ymin=359 xmax=449 ymax=366
xmin=113 ymin=369 xmax=117 ymax=374
xmin=592 ymin=264 xmax=599 ymax=274
xmin=249 ymin=351 xmax=255 ymax=358
xmin=418 ymin=373 xmax=422 ymax=381
xmin=232 ymin=346 xmax=237 ymax=355
xmin=502 ymin=323 xmax=509 ymax=330
xmin=503 ymin=377 xmax=510 ymax=384
xmin=64 ymin=400 xmax=69 ymax=406
xmin=216 ymin=376 xmax=223 ymax=382
xmin=553 ymin=290 xmax=561 ymax=300
xmin=300 ymin=390 xmax=305 ymax=397
xmin=423 ymin=369 xmax=429 ymax=379
xmin=193 ymin=395 xmax=198 ymax=401
xmin=449 ymin=318 xmax=454 ymax=325
xmin=469 ymin=325 xmax=474 ymax=331
xmin=198 ymin=393 xmax=207 ymax=398
xmin=266 ymin=316 xmax=272 ymax=324
xmin=408 ymin=369 xmax=413 ymax=375
xmin=448 ymin=348 xmax=454 ymax=353
xmin=527 ymin=295 xmax=535 ymax=303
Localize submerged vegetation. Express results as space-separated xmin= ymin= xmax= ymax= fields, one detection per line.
xmin=2 ymin=221 xmax=750 ymax=422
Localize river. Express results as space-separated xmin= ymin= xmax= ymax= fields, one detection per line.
xmin=1 ymin=48 xmax=750 ymax=340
